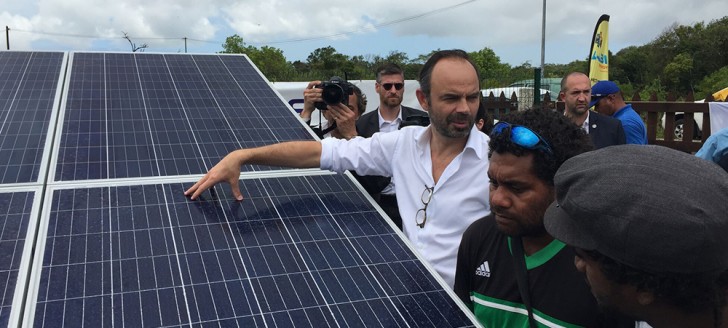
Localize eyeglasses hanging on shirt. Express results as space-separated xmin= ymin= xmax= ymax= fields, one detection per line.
xmin=415 ymin=185 xmax=434 ymax=228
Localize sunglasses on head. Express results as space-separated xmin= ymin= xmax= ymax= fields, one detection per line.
xmin=381 ymin=83 xmax=404 ymax=91
xmin=491 ymin=121 xmax=553 ymax=155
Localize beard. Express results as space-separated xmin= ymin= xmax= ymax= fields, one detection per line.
xmin=381 ymin=94 xmax=403 ymax=107
xmin=570 ymin=104 xmax=589 ymax=116
xmin=431 ymin=110 xmax=474 ymax=138
xmin=493 ymin=212 xmax=548 ymax=237
xmin=384 ymin=97 xmax=402 ymax=107
xmin=490 ymin=190 xmax=553 ymax=238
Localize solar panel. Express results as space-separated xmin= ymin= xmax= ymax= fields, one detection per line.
xmin=0 ymin=52 xmax=65 ymax=185
xmin=26 ymin=176 xmax=475 ymax=327
xmin=52 ymin=53 xmax=315 ymax=182
xmin=0 ymin=188 xmax=42 ymax=327
xmin=0 ymin=51 xmax=476 ymax=327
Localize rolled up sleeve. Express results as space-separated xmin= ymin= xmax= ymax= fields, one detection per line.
xmin=319 ymin=133 xmax=399 ymax=176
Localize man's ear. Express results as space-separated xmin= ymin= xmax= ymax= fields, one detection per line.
xmin=636 ymin=290 xmax=655 ymax=306
xmin=416 ymin=89 xmax=429 ymax=111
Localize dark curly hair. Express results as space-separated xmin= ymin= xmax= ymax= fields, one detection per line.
xmin=350 ymin=84 xmax=367 ymax=116
xmin=488 ymin=108 xmax=593 ymax=185
xmin=585 ymin=249 xmax=728 ymax=326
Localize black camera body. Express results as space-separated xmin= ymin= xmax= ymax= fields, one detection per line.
xmin=399 ymin=114 xmax=430 ymax=129
xmin=314 ymin=76 xmax=354 ymax=110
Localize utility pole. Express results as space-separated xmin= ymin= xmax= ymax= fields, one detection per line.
xmin=540 ymin=0 xmax=546 ymax=78
xmin=6 ymin=26 xmax=9 ymax=50
xmin=184 ymin=37 xmax=187 ymax=53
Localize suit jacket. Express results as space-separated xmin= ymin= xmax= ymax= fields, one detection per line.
xmin=354 ymin=106 xmax=425 ymax=195
xmin=588 ymin=111 xmax=626 ymax=149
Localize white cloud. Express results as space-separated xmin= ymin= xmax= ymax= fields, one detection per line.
xmin=1 ymin=0 xmax=726 ymax=64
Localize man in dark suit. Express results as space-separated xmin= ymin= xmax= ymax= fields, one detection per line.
xmin=354 ymin=63 xmax=426 ymax=229
xmin=560 ymin=72 xmax=626 ymax=148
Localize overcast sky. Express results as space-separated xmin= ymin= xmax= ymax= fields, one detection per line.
xmin=1 ymin=0 xmax=726 ymax=67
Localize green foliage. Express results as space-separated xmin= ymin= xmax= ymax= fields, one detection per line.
xmin=696 ymin=65 xmax=728 ymax=99
xmin=217 ymin=15 xmax=728 ymax=97
xmin=546 ymin=59 xmax=588 ymax=80
xmin=662 ymin=53 xmax=694 ymax=94
xmin=219 ymin=35 xmax=293 ymax=82
xmin=612 ymin=46 xmax=648 ymax=84
xmin=469 ymin=47 xmax=510 ymax=88
xmin=220 ymin=34 xmax=248 ymax=54
xmin=596 ymin=16 xmax=728 ymax=99
xmin=639 ymin=78 xmax=668 ymax=101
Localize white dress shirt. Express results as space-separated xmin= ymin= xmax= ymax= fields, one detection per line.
xmin=377 ymin=107 xmax=403 ymax=195
xmin=320 ymin=125 xmax=491 ymax=287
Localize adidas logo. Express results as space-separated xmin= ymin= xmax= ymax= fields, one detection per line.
xmin=475 ymin=261 xmax=491 ymax=277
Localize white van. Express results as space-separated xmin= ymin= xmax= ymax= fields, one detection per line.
xmin=660 ymin=100 xmax=705 ymax=140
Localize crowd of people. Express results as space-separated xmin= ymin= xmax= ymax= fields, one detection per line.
xmin=185 ymin=50 xmax=728 ymax=328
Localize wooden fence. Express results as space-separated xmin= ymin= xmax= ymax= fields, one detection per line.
xmin=481 ymin=90 xmax=725 ymax=153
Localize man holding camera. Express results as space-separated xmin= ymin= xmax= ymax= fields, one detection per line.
xmin=354 ymin=63 xmax=427 ymax=229
xmin=299 ymin=78 xmax=366 ymax=140
xmin=185 ymin=49 xmax=490 ymax=288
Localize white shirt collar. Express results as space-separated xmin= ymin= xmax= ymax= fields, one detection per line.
xmin=378 ymin=106 xmax=403 ymax=130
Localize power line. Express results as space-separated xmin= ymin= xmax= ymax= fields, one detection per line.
xmin=251 ymin=0 xmax=478 ymax=45
xmin=12 ymin=28 xmax=187 ymax=41
xmin=9 ymin=0 xmax=478 ymax=47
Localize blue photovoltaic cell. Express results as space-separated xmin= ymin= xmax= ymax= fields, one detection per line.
xmin=0 ymin=52 xmax=64 ymax=184
xmin=54 ymin=53 xmax=314 ymax=182
xmin=0 ymin=191 xmax=34 ymax=326
xmin=31 ymin=175 xmax=474 ymax=327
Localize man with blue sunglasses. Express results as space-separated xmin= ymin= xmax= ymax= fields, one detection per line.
xmin=454 ymin=108 xmax=634 ymax=327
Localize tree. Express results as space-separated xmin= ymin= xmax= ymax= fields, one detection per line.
xmin=219 ymin=34 xmax=292 ymax=81
xmin=469 ymin=47 xmax=510 ymax=88
xmin=348 ymin=55 xmax=372 ymax=80
xmin=214 ymin=15 xmax=728 ymax=92
xmin=612 ymin=46 xmax=649 ymax=85
xmin=247 ymin=46 xmax=292 ymax=82
xmin=306 ymin=46 xmax=350 ymax=78
xmin=122 ymin=31 xmax=148 ymax=52
xmin=662 ymin=53 xmax=694 ymax=94
xmin=220 ymin=34 xmax=248 ymax=54
xmin=696 ymin=65 xmax=728 ymax=99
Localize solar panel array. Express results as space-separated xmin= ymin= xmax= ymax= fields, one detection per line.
xmin=0 ymin=51 xmax=477 ymax=327
xmin=0 ymin=51 xmax=65 ymax=185
xmin=0 ymin=189 xmax=40 ymax=327
xmin=53 ymin=53 xmax=314 ymax=182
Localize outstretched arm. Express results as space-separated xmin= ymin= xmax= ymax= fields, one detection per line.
xmin=184 ymin=141 xmax=322 ymax=200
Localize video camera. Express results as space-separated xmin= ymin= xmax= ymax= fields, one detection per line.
xmin=314 ymin=76 xmax=354 ymax=110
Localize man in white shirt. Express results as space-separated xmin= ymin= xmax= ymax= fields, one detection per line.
xmin=354 ymin=63 xmax=426 ymax=229
xmin=185 ymin=49 xmax=491 ymax=287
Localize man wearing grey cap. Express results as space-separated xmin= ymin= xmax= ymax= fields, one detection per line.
xmin=544 ymin=145 xmax=728 ymax=327
xmin=454 ymin=108 xmax=634 ymax=327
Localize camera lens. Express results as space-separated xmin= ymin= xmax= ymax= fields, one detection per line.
xmin=321 ymin=84 xmax=344 ymax=105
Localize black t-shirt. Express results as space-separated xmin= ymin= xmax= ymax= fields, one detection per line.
xmin=454 ymin=214 xmax=634 ymax=327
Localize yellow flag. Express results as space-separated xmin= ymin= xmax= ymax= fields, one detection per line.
xmin=588 ymin=15 xmax=610 ymax=85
